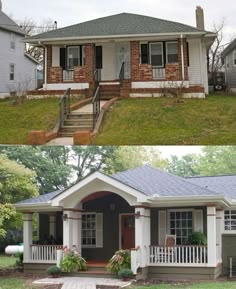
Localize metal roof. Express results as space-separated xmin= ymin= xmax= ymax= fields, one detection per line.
xmin=16 ymin=190 xmax=62 ymax=205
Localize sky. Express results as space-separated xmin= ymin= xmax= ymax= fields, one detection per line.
xmin=3 ymin=0 xmax=236 ymax=43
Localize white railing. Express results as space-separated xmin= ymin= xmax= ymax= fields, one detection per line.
xmin=31 ymin=245 xmax=62 ymax=263
xmin=152 ymin=67 xmax=165 ymax=79
xmin=149 ymin=245 xmax=208 ymax=266
xmin=63 ymin=70 xmax=74 ymax=81
xmin=131 ymin=246 xmax=141 ymax=274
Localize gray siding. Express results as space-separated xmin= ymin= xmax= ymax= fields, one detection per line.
xmin=225 ymin=50 xmax=236 ymax=88
xmin=0 ymin=29 xmax=37 ymax=96
xmin=222 ymin=234 xmax=236 ymax=275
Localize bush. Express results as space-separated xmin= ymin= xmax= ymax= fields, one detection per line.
xmin=15 ymin=252 xmax=23 ymax=267
xmin=118 ymin=268 xmax=133 ymax=279
xmin=107 ymin=250 xmax=131 ymax=274
xmin=47 ymin=266 xmax=61 ymax=276
xmin=60 ymin=246 xmax=87 ymax=273
xmin=188 ymin=232 xmax=207 ymax=245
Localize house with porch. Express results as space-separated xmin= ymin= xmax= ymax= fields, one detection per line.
xmin=25 ymin=7 xmax=215 ymax=99
xmin=15 ymin=165 xmax=236 ymax=280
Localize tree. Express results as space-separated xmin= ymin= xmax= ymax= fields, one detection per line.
xmin=0 ymin=203 xmax=16 ymax=237
xmin=167 ymin=154 xmax=200 ymax=177
xmin=0 ymin=154 xmax=38 ymax=203
xmin=105 ymin=146 xmax=168 ymax=174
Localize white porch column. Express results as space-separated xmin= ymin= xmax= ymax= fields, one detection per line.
xmin=216 ymin=209 xmax=224 ymax=263
xmin=135 ymin=207 xmax=151 ymax=268
xmin=72 ymin=211 xmax=82 ymax=253
xmin=49 ymin=214 xmax=56 ymax=238
xmin=63 ymin=210 xmax=73 ymax=248
xmin=23 ymin=213 xmax=33 ymax=262
xmin=207 ymin=206 xmax=217 ymax=266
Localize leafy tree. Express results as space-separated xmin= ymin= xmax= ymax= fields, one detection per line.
xmin=167 ymin=154 xmax=200 ymax=177
xmin=0 ymin=203 xmax=16 ymax=237
xmin=105 ymin=146 xmax=168 ymax=174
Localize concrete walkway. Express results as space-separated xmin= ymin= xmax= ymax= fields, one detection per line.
xmin=73 ymin=101 xmax=107 ymax=114
xmin=33 ymin=277 xmax=131 ymax=289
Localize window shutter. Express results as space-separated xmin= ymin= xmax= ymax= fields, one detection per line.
xmin=60 ymin=48 xmax=66 ymax=70
xmin=96 ymin=213 xmax=103 ymax=248
xmin=141 ymin=43 xmax=149 ymax=64
xmin=187 ymin=42 xmax=190 ymax=67
xmin=158 ymin=211 xmax=166 ymax=245
xmin=194 ymin=210 xmax=203 ymax=233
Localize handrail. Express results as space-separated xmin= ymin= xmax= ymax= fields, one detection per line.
xmin=92 ymin=69 xmax=101 ymax=129
xmin=59 ymin=88 xmax=71 ymax=128
xmin=119 ymin=62 xmax=125 ymax=81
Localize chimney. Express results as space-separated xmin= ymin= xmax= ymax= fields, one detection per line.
xmin=196 ymin=6 xmax=205 ymax=30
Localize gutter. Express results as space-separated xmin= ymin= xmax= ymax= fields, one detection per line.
xmin=39 ymin=41 xmax=47 ymax=89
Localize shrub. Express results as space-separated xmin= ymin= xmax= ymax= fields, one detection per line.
xmin=107 ymin=250 xmax=131 ymax=274
xmin=118 ymin=268 xmax=133 ymax=279
xmin=60 ymin=246 xmax=87 ymax=273
xmin=47 ymin=266 xmax=61 ymax=276
xmin=15 ymin=252 xmax=23 ymax=267
xmin=188 ymin=232 xmax=207 ymax=245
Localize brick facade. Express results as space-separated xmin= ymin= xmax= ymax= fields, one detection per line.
xmin=49 ymin=67 xmax=63 ymax=83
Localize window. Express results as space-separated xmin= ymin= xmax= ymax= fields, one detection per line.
xmin=67 ymin=46 xmax=85 ymax=69
xmin=149 ymin=42 xmax=164 ymax=67
xmin=169 ymin=211 xmax=193 ymax=245
xmin=224 ymin=210 xmax=236 ymax=231
xmin=82 ymin=213 xmax=96 ymax=246
xmin=10 ymin=33 xmax=15 ymax=50
xmin=166 ymin=42 xmax=178 ymax=63
xmin=9 ymin=64 xmax=15 ymax=81
xmin=233 ymin=50 xmax=236 ymax=67
xmin=140 ymin=43 xmax=149 ymax=64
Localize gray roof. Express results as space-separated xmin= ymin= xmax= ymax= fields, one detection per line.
xmin=0 ymin=10 xmax=25 ymax=35
xmin=221 ymin=38 xmax=236 ymax=57
xmin=28 ymin=12 xmax=205 ymax=41
xmin=187 ymin=175 xmax=236 ymax=200
xmin=16 ymin=190 xmax=62 ymax=205
xmin=112 ymin=165 xmax=218 ymax=197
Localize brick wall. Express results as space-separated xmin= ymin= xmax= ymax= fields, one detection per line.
xmin=74 ymin=66 xmax=87 ymax=82
xmin=49 ymin=67 xmax=62 ymax=83
xmin=85 ymin=43 xmax=95 ymax=82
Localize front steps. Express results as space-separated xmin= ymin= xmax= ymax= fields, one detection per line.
xmin=58 ymin=112 xmax=93 ymax=137
xmin=100 ymin=83 xmax=120 ymax=100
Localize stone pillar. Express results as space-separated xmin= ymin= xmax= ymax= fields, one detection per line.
xmin=207 ymin=206 xmax=217 ymax=266
xmin=135 ymin=207 xmax=150 ymax=267
xmin=216 ymin=209 xmax=224 ymax=263
xmin=23 ymin=213 xmax=33 ymax=262
xmin=49 ymin=215 xmax=56 ymax=238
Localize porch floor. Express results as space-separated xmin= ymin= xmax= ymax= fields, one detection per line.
xmin=33 ymin=277 xmax=132 ymax=289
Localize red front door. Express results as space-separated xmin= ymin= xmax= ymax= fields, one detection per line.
xmin=121 ymin=215 xmax=135 ymax=249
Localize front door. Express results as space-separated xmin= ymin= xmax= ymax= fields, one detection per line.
xmin=121 ymin=215 xmax=135 ymax=249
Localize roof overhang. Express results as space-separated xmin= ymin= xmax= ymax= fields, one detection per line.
xmin=15 ymin=202 xmax=62 ymax=212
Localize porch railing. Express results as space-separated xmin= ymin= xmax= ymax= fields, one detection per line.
xmin=31 ymin=245 xmax=62 ymax=263
xmin=92 ymin=69 xmax=101 ymax=129
xmin=149 ymin=245 xmax=208 ymax=265
xmin=59 ymin=88 xmax=71 ymax=128
xmin=119 ymin=62 xmax=125 ymax=81
xmin=63 ymin=70 xmax=74 ymax=81
xmin=152 ymin=67 xmax=166 ymax=79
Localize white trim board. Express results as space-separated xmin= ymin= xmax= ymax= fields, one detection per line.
xmin=43 ymin=83 xmax=89 ymax=90
xmin=131 ymin=81 xmax=190 ymax=89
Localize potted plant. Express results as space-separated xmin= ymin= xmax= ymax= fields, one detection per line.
xmin=118 ymin=268 xmax=133 ymax=281
xmin=60 ymin=246 xmax=87 ymax=272
xmin=47 ymin=266 xmax=61 ymax=278
xmin=106 ymin=250 xmax=131 ymax=274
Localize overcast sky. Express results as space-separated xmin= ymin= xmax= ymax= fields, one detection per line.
xmin=3 ymin=0 xmax=236 ymax=42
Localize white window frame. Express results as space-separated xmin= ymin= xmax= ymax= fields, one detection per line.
xmin=9 ymin=64 xmax=15 ymax=81
xmin=224 ymin=210 xmax=236 ymax=233
xmin=233 ymin=50 xmax=236 ymax=67
xmin=166 ymin=41 xmax=178 ymax=64
xmin=10 ymin=33 xmax=15 ymax=50
xmin=149 ymin=42 xmax=164 ymax=68
xmin=67 ymin=46 xmax=85 ymax=70
xmin=168 ymin=209 xmax=193 ymax=245
xmin=81 ymin=212 xmax=103 ymax=248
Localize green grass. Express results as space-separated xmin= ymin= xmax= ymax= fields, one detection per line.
xmin=0 ymin=255 xmax=16 ymax=268
xmin=0 ymin=278 xmax=35 ymax=289
xmin=0 ymin=98 xmax=60 ymax=144
xmin=94 ymin=95 xmax=236 ymax=145
xmin=128 ymin=282 xmax=236 ymax=289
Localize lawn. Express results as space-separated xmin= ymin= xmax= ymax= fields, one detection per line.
xmin=0 ymin=98 xmax=59 ymax=144
xmin=0 ymin=278 xmax=34 ymax=289
xmin=94 ymin=95 xmax=236 ymax=145
xmin=0 ymin=255 xmax=16 ymax=268
xmin=128 ymin=281 xmax=236 ymax=289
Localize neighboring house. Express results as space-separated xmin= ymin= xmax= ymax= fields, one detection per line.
xmin=25 ymin=7 xmax=215 ymax=98
xmin=221 ymin=38 xmax=236 ymax=92
xmin=15 ymin=165 xmax=236 ymax=280
xmin=0 ymin=1 xmax=38 ymax=97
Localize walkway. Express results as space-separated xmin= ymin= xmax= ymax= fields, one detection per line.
xmin=33 ymin=277 xmax=131 ymax=289
xmin=73 ymin=101 xmax=107 ymax=114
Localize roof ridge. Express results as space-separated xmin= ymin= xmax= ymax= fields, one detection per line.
xmin=186 ymin=174 xmax=236 ymax=179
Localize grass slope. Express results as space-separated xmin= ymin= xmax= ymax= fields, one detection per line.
xmin=94 ymin=95 xmax=236 ymax=145
xmin=0 ymin=99 xmax=59 ymax=144
xmin=128 ymin=282 xmax=236 ymax=289
xmin=0 ymin=255 xmax=16 ymax=268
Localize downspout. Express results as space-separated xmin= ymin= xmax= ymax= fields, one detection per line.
xmin=39 ymin=41 xmax=47 ymax=89
xmin=180 ymin=34 xmax=185 ymax=81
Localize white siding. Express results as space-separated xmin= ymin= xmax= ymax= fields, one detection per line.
xmin=0 ymin=29 xmax=37 ymax=96
xmin=101 ymin=43 xmax=116 ymax=81
xmin=52 ymin=46 xmax=60 ymax=67
xmin=188 ymin=38 xmax=202 ymax=85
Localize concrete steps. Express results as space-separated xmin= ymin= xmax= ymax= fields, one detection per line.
xmin=100 ymin=84 xmax=120 ymax=100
